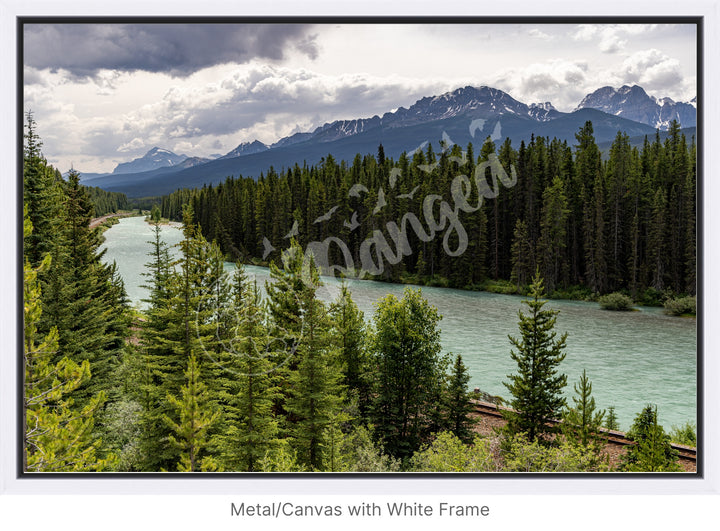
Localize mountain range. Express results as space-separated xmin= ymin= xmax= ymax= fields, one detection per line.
xmin=81 ymin=84 xmax=696 ymax=198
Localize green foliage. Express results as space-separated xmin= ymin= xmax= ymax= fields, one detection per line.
xmin=329 ymin=284 xmax=371 ymax=415
xmin=102 ymin=399 xmax=143 ymax=471
xmin=342 ymin=425 xmax=401 ymax=472
xmin=504 ymin=271 xmax=568 ymax=443
xmin=669 ymin=422 xmax=697 ymax=447
xmin=502 ymin=433 xmax=608 ymax=472
xmin=442 ymin=355 xmax=477 ymax=443
xmin=663 ymin=296 xmax=696 ymax=316
xmin=85 ymin=185 xmax=129 ymax=217
xmin=621 ymin=405 xmax=681 ymax=472
xmin=269 ymin=242 xmax=345 ymax=471
xmin=369 ymin=287 xmax=446 ymax=463
xmin=604 ymin=406 xmax=619 ymax=431
xmin=137 ymin=205 xmax=224 ymax=470
xmin=24 ymin=210 xmax=113 ymax=472
xmin=167 ymin=120 xmax=696 ymax=302
xmin=410 ymin=432 xmax=495 ymax=472
xmin=163 ymin=353 xmax=220 ymax=472
xmin=214 ymin=271 xmax=281 ymax=472
xmin=260 ymin=442 xmax=306 ymax=472
xmin=150 ymin=204 xmax=162 ymax=223
xmin=598 ymin=292 xmax=635 ymax=311
xmin=561 ymin=370 xmax=606 ymax=469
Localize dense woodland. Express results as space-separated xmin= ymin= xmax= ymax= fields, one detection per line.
xmin=23 ymin=113 xmax=693 ymax=473
xmin=161 ymin=121 xmax=696 ymax=303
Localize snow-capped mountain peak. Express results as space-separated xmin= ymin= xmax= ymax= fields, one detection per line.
xmin=112 ymin=147 xmax=187 ymax=175
xmin=576 ymin=85 xmax=696 ymax=130
xmin=220 ymin=140 xmax=270 ymax=159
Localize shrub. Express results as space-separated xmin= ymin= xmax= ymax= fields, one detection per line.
xmin=598 ymin=292 xmax=634 ymax=311
xmin=410 ymin=432 xmax=495 ymax=472
xmin=501 ymin=433 xmax=608 ymax=472
xmin=669 ymin=422 xmax=697 ymax=447
xmin=663 ymin=296 xmax=696 ymax=316
xmin=637 ymin=287 xmax=664 ymax=307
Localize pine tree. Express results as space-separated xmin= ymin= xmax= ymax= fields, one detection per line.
xmin=137 ymin=205 xmax=220 ymax=470
xmin=23 ymin=208 xmax=112 ymax=472
xmin=604 ymin=406 xmax=619 ymax=431
xmin=621 ymin=405 xmax=681 ymax=472
xmin=503 ymin=271 xmax=568 ymax=443
xmin=443 ymin=354 xmax=476 ymax=443
xmin=23 ymin=112 xmax=64 ymax=268
xmin=283 ymin=254 xmax=344 ymax=471
xmin=561 ymin=370 xmax=606 ymax=459
xmin=329 ymin=283 xmax=371 ymax=416
xmin=510 ymin=218 xmax=533 ymax=288
xmin=215 ymin=273 xmax=281 ymax=472
xmin=163 ymin=353 xmax=220 ymax=472
xmin=537 ymin=175 xmax=569 ymax=292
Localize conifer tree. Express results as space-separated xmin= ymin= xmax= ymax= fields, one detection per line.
xmin=164 ymin=353 xmax=220 ymax=472
xmin=24 ymin=209 xmax=112 ymax=472
xmin=138 ymin=205 xmax=220 ymax=470
xmin=215 ymin=273 xmax=281 ymax=472
xmin=283 ymin=253 xmax=344 ymax=471
xmin=604 ymin=406 xmax=619 ymax=431
xmin=511 ymin=218 xmax=533 ymax=288
xmin=504 ymin=271 xmax=568 ymax=443
xmin=443 ymin=354 xmax=476 ymax=443
xmin=621 ymin=405 xmax=681 ymax=472
xmin=537 ymin=175 xmax=569 ymax=292
xmin=329 ymin=283 xmax=371 ymax=416
xmin=561 ymin=369 xmax=606 ymax=465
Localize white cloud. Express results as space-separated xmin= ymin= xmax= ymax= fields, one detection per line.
xmin=117 ymin=138 xmax=145 ymax=152
xmin=528 ymin=29 xmax=553 ymax=41
xmin=493 ymin=59 xmax=589 ymax=111
xmin=619 ymin=49 xmax=684 ymax=92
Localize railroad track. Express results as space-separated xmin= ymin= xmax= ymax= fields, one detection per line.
xmin=471 ymin=399 xmax=696 ymax=466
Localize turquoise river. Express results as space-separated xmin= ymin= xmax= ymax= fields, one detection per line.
xmin=101 ymin=216 xmax=697 ymax=432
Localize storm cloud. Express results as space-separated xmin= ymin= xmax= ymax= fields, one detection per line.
xmin=24 ymin=23 xmax=319 ymax=76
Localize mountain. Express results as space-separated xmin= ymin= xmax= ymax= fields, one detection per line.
xmin=220 ymin=140 xmax=269 ymax=159
xmin=271 ymin=86 xmax=562 ymax=149
xmin=112 ymin=147 xmax=187 ymax=175
xmin=89 ymin=85 xmax=666 ymax=197
xmin=576 ymin=85 xmax=696 ymax=130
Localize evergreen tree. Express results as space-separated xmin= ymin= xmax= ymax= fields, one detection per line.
xmin=510 ymin=218 xmax=533 ymax=288
xmin=23 ymin=209 xmax=112 ymax=472
xmin=215 ymin=273 xmax=281 ymax=472
xmin=163 ymin=353 xmax=220 ymax=471
xmin=283 ymin=253 xmax=344 ymax=471
xmin=503 ymin=271 xmax=568 ymax=443
xmin=137 ymin=205 xmax=219 ymax=470
xmin=23 ymin=112 xmax=64 ymax=268
xmin=443 ymin=354 xmax=476 ymax=443
xmin=537 ymin=175 xmax=570 ymax=292
xmin=329 ymin=283 xmax=371 ymax=416
xmin=561 ymin=370 xmax=606 ymax=462
xmin=621 ymin=405 xmax=681 ymax=472
xmin=603 ymin=406 xmax=618 ymax=432
xmin=369 ymin=288 xmax=445 ymax=463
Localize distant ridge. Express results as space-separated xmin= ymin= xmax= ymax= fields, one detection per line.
xmin=84 ymin=84 xmax=694 ymax=197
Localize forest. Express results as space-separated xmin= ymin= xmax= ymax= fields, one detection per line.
xmin=23 ymin=113 xmax=694 ymax=473
xmin=161 ymin=120 xmax=696 ymax=305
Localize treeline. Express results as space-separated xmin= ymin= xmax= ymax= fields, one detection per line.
xmin=85 ymin=185 xmax=129 ymax=217
xmin=161 ymin=120 xmax=696 ymax=302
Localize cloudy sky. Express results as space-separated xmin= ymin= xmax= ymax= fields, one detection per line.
xmin=23 ymin=22 xmax=697 ymax=173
